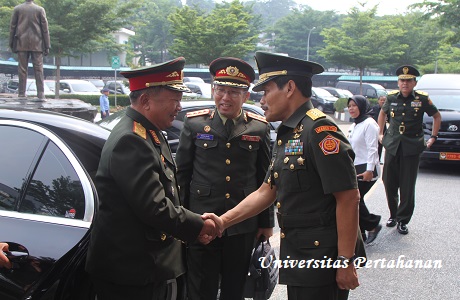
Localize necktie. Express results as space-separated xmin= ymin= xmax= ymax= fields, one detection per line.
xmin=225 ymin=119 xmax=234 ymax=136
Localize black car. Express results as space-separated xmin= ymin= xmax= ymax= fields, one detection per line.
xmin=98 ymin=101 xmax=280 ymax=153
xmin=416 ymin=74 xmax=460 ymax=163
xmin=0 ymin=107 xmax=109 ymax=299
xmin=311 ymin=87 xmax=339 ymax=113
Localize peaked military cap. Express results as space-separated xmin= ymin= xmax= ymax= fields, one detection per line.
xmin=120 ymin=57 xmax=191 ymax=92
xmin=396 ymin=65 xmax=420 ymax=80
xmin=209 ymin=57 xmax=255 ymax=88
xmin=252 ymin=51 xmax=324 ymax=92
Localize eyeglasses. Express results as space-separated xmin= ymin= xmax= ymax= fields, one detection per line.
xmin=214 ymin=87 xmax=245 ymax=99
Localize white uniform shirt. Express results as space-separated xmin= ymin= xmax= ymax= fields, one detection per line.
xmin=348 ymin=117 xmax=380 ymax=177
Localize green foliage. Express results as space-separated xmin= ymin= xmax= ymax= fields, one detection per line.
xmin=169 ymin=0 xmax=258 ymax=65
xmin=411 ymin=0 xmax=460 ymax=44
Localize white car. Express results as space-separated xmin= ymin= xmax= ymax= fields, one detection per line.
xmin=5 ymin=79 xmax=54 ymax=97
xmin=58 ymin=79 xmax=101 ymax=95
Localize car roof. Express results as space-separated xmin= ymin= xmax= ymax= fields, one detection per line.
xmin=416 ymin=74 xmax=460 ymax=90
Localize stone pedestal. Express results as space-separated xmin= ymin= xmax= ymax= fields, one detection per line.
xmin=0 ymin=94 xmax=97 ymax=122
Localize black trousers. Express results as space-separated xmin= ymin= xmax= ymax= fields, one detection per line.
xmin=186 ymin=231 xmax=256 ymax=300
xmin=287 ymin=283 xmax=349 ymax=300
xmin=383 ymin=147 xmax=421 ymax=224
xmin=358 ymin=180 xmax=381 ymax=232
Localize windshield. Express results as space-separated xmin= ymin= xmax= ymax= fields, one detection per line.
xmin=421 ymin=90 xmax=460 ymax=111
xmin=313 ymin=88 xmax=335 ymax=97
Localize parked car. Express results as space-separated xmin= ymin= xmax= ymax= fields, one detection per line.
xmin=183 ymin=77 xmax=205 ymax=83
xmin=320 ymin=87 xmax=353 ymax=99
xmin=415 ymin=74 xmax=460 ymax=163
xmin=58 ymin=79 xmax=101 ymax=95
xmin=184 ymin=82 xmax=212 ymax=99
xmin=0 ymin=107 xmax=110 ymax=299
xmin=311 ymin=87 xmax=339 ymax=113
xmin=103 ymin=80 xmax=131 ymax=95
xmin=336 ymin=81 xmax=387 ymax=99
xmin=4 ymin=79 xmax=54 ymax=97
xmin=86 ymin=79 xmax=105 ymax=90
xmin=249 ymin=83 xmax=263 ymax=102
xmin=98 ymin=101 xmax=280 ymax=154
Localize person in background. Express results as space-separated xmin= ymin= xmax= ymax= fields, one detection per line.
xmin=0 ymin=243 xmax=12 ymax=269
xmin=9 ymin=0 xmax=50 ymax=100
xmin=99 ymin=88 xmax=110 ymax=119
xmin=175 ymin=57 xmax=274 ymax=300
xmin=378 ymin=65 xmax=441 ymax=235
xmin=347 ymin=95 xmax=382 ymax=244
xmin=205 ymin=51 xmax=362 ymax=300
xmin=86 ymin=57 xmax=219 ymax=300
xmin=372 ymin=95 xmax=387 ymax=161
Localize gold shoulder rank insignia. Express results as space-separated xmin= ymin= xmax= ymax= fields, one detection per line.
xmin=388 ymin=90 xmax=399 ymax=95
xmin=150 ymin=130 xmax=161 ymax=145
xmin=415 ymin=90 xmax=428 ymax=96
xmin=246 ymin=112 xmax=268 ymax=123
xmin=306 ymin=108 xmax=326 ymax=120
xmin=133 ymin=122 xmax=147 ymax=139
xmin=186 ymin=109 xmax=211 ymax=118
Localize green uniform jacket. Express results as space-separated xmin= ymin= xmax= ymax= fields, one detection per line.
xmin=86 ymin=107 xmax=203 ymax=286
xmin=268 ymin=101 xmax=358 ymax=287
xmin=176 ymin=109 xmax=274 ymax=236
xmin=382 ymin=90 xmax=439 ymax=156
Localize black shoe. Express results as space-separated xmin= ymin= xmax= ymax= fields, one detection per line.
xmin=397 ymin=222 xmax=408 ymax=235
xmin=366 ymin=224 xmax=382 ymax=244
xmin=386 ymin=218 xmax=397 ymax=227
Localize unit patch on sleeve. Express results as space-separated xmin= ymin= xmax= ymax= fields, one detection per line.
xmin=319 ymin=134 xmax=340 ymax=155
xmin=314 ymin=125 xmax=338 ymax=134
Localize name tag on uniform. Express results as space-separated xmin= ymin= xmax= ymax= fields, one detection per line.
xmin=391 ymin=103 xmax=398 ymax=106
xmin=197 ymin=133 xmax=214 ymax=140
xmin=242 ymin=135 xmax=260 ymax=142
xmin=411 ymin=101 xmax=422 ymax=107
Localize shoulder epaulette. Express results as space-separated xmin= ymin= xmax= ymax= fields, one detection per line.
xmin=246 ymin=111 xmax=268 ymax=123
xmin=133 ymin=121 xmax=147 ymax=139
xmin=186 ymin=109 xmax=211 ymax=118
xmin=306 ymin=108 xmax=326 ymax=120
xmin=388 ymin=90 xmax=399 ymax=95
xmin=415 ymin=90 xmax=428 ymax=96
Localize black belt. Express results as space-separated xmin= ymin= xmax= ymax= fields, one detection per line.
xmin=276 ymin=212 xmax=335 ymax=228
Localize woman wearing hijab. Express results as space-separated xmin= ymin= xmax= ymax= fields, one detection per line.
xmin=347 ymin=95 xmax=382 ymax=244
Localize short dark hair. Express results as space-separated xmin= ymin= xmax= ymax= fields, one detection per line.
xmin=129 ymin=86 xmax=163 ymax=104
xmin=272 ymin=76 xmax=312 ymax=98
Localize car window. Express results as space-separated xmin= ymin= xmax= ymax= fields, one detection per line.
xmin=18 ymin=141 xmax=85 ymax=220
xmin=0 ymin=125 xmax=85 ymax=220
xmin=0 ymin=126 xmax=45 ymax=211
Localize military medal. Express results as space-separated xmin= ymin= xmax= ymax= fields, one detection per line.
xmin=285 ymin=139 xmax=303 ymax=156
xmin=391 ymin=111 xmax=395 ymax=118
xmin=204 ymin=125 xmax=211 ymax=132
xmin=297 ymin=156 xmax=305 ymax=165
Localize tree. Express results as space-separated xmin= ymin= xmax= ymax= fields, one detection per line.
xmin=411 ymin=0 xmax=460 ymax=43
xmin=269 ymin=7 xmax=343 ymax=67
xmin=318 ymin=6 xmax=406 ymax=91
xmin=169 ymin=0 xmax=259 ymax=65
xmin=128 ymin=0 xmax=182 ymax=65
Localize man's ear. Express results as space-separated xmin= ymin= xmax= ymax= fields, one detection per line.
xmin=286 ymin=80 xmax=296 ymax=95
xmin=138 ymin=92 xmax=151 ymax=110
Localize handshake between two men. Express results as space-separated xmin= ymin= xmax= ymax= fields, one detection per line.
xmin=197 ymin=213 xmax=225 ymax=245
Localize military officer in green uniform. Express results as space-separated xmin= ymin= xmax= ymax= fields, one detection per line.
xmin=175 ymin=57 xmax=274 ymax=300
xmin=378 ymin=65 xmax=441 ymax=234
xmin=86 ymin=57 xmax=219 ymax=300
xmin=205 ymin=52 xmax=361 ymax=300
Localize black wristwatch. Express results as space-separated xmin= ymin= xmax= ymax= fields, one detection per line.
xmin=337 ymin=255 xmax=355 ymax=264
xmin=430 ymin=135 xmax=438 ymax=140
